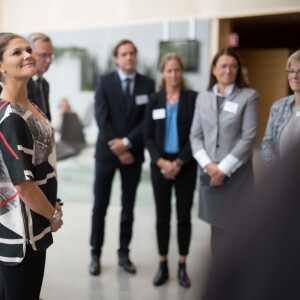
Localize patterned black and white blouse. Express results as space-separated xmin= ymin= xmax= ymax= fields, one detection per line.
xmin=0 ymin=99 xmax=57 ymax=266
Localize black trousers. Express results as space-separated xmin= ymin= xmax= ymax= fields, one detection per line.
xmin=151 ymin=158 xmax=197 ymax=256
xmin=0 ymin=245 xmax=46 ymax=300
xmin=0 ymin=272 xmax=4 ymax=300
xmin=91 ymin=158 xmax=142 ymax=257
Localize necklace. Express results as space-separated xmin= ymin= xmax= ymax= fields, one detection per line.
xmin=167 ymin=98 xmax=178 ymax=106
xmin=293 ymin=103 xmax=300 ymax=117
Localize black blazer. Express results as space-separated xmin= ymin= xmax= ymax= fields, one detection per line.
xmin=95 ymin=71 xmax=155 ymax=163
xmin=144 ymin=90 xmax=197 ymax=165
xmin=27 ymin=78 xmax=51 ymax=121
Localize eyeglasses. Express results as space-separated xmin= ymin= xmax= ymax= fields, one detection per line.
xmin=216 ymin=64 xmax=239 ymax=71
xmin=35 ymin=52 xmax=55 ymax=59
xmin=286 ymin=70 xmax=300 ymax=76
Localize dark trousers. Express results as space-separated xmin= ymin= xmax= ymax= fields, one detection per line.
xmin=91 ymin=158 xmax=142 ymax=257
xmin=0 ymin=245 xmax=46 ymax=300
xmin=0 ymin=272 xmax=5 ymax=300
xmin=151 ymin=160 xmax=197 ymax=256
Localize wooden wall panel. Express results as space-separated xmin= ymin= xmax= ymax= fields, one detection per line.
xmin=238 ymin=48 xmax=291 ymax=142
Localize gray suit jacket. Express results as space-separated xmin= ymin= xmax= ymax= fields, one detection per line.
xmin=190 ymin=87 xmax=259 ymax=166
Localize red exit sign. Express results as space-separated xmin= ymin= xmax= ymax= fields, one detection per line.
xmin=227 ymin=33 xmax=239 ymax=47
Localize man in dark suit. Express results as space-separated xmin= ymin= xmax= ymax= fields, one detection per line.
xmin=27 ymin=33 xmax=54 ymax=121
xmin=89 ymin=39 xmax=155 ymax=276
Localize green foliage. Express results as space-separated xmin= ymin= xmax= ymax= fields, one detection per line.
xmin=55 ymin=47 xmax=86 ymax=59
xmin=54 ymin=47 xmax=156 ymax=91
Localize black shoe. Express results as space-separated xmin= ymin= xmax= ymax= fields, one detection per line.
xmin=119 ymin=255 xmax=136 ymax=274
xmin=89 ymin=255 xmax=100 ymax=275
xmin=178 ymin=262 xmax=191 ymax=288
xmin=153 ymin=260 xmax=169 ymax=286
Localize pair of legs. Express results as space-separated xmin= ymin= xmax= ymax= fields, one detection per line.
xmin=151 ymin=161 xmax=197 ymax=287
xmin=151 ymin=161 xmax=197 ymax=261
xmin=91 ymin=158 xmax=142 ymax=258
xmin=0 ymin=244 xmax=46 ymax=300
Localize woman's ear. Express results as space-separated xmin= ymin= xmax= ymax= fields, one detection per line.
xmin=0 ymin=63 xmax=5 ymax=73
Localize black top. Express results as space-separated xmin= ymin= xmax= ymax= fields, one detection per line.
xmin=144 ymin=90 xmax=198 ymax=165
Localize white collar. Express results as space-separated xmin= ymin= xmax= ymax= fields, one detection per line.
xmin=32 ymin=75 xmax=43 ymax=82
xmin=213 ymin=84 xmax=235 ymax=97
xmin=117 ymin=69 xmax=136 ymax=82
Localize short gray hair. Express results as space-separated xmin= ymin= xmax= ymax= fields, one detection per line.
xmin=286 ymin=50 xmax=300 ymax=70
xmin=27 ymin=32 xmax=51 ymax=45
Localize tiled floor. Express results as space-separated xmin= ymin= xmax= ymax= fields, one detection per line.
xmin=40 ymin=145 xmax=211 ymax=300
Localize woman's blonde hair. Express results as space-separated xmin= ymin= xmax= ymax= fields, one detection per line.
xmin=158 ymin=52 xmax=188 ymax=91
xmin=286 ymin=50 xmax=300 ymax=70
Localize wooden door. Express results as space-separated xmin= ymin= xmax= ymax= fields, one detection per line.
xmin=238 ymin=48 xmax=291 ymax=142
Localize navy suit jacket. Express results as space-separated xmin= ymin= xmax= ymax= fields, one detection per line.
xmin=94 ymin=71 xmax=155 ymax=163
xmin=144 ymin=90 xmax=198 ymax=165
xmin=28 ymin=78 xmax=51 ymax=121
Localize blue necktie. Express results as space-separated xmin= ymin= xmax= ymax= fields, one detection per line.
xmin=124 ymin=78 xmax=131 ymax=109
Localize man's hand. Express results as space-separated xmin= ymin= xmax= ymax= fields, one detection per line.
xmin=108 ymin=138 xmax=127 ymax=156
xmin=118 ymin=151 xmax=135 ymax=165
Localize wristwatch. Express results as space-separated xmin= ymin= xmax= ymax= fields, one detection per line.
xmin=176 ymin=158 xmax=184 ymax=168
xmin=50 ymin=209 xmax=61 ymax=224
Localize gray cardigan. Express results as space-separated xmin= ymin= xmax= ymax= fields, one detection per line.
xmin=261 ymin=95 xmax=295 ymax=166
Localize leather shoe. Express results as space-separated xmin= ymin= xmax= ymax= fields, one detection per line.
xmin=119 ymin=256 xmax=136 ymax=274
xmin=89 ymin=255 xmax=100 ymax=275
xmin=153 ymin=260 xmax=169 ymax=286
xmin=178 ymin=262 xmax=191 ymax=288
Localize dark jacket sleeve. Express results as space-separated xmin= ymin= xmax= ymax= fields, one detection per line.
xmin=144 ymin=92 xmax=163 ymax=163
xmin=94 ymin=75 xmax=117 ymax=141
xmin=125 ymin=77 xmax=155 ymax=146
xmin=177 ymin=90 xmax=197 ymax=164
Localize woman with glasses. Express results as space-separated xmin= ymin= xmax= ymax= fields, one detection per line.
xmin=262 ymin=50 xmax=300 ymax=165
xmin=190 ymin=48 xmax=259 ymax=254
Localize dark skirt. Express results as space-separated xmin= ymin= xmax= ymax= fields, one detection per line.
xmin=198 ymin=159 xmax=254 ymax=229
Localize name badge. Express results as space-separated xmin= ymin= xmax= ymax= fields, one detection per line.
xmin=152 ymin=108 xmax=166 ymax=120
xmin=223 ymin=101 xmax=239 ymax=114
xmin=135 ymin=94 xmax=149 ymax=105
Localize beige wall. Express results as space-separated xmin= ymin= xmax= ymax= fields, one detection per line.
xmin=0 ymin=0 xmax=299 ymax=32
